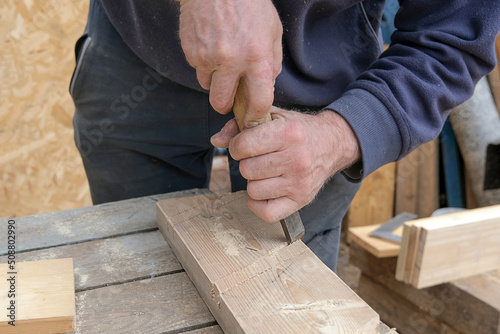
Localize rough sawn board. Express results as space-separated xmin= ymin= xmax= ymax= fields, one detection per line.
xmin=156 ymin=191 xmax=380 ymax=333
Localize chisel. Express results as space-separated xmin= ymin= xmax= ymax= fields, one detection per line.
xmin=232 ymin=78 xmax=305 ymax=244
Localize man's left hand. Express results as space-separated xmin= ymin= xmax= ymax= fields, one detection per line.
xmin=211 ymin=107 xmax=361 ymax=222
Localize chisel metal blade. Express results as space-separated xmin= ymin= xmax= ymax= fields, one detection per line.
xmin=280 ymin=211 xmax=305 ymax=244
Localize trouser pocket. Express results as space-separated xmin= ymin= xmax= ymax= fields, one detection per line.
xmin=69 ymin=34 xmax=92 ymax=98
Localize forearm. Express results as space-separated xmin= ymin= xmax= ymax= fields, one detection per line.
xmin=330 ymin=0 xmax=500 ymax=179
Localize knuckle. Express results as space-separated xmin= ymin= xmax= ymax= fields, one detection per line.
xmin=295 ymin=154 xmax=311 ymax=174
xmin=246 ymin=182 xmax=259 ymax=199
xmin=209 ymin=92 xmax=231 ymax=113
xmin=238 ymin=161 xmax=251 ymax=180
xmin=282 ymin=121 xmax=305 ymax=143
xmin=214 ymin=41 xmax=236 ymax=64
xmin=228 ymin=139 xmax=244 ymax=161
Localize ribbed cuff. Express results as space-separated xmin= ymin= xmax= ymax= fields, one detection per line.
xmin=326 ymin=88 xmax=402 ymax=181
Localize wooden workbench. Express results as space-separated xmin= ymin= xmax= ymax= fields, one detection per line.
xmin=0 ymin=189 xmax=394 ymax=333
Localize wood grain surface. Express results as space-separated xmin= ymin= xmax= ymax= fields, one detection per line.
xmin=351 ymin=243 xmax=500 ymax=334
xmin=345 ymin=163 xmax=396 ymax=228
xmin=348 ymin=224 xmax=402 ymax=258
xmin=157 ymin=191 xmax=382 ymax=333
xmin=0 ymin=258 xmax=75 ymax=333
xmin=396 ymin=205 xmax=500 ymax=288
xmin=0 ymin=190 xmax=395 ymax=333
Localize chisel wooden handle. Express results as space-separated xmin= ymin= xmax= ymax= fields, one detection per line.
xmin=232 ymin=78 xmax=305 ymax=244
xmin=233 ymin=78 xmax=272 ymax=131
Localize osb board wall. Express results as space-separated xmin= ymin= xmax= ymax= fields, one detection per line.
xmin=0 ymin=0 xmax=92 ymax=217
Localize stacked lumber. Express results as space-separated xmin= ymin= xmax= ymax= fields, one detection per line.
xmin=396 ymin=205 xmax=500 ymax=288
xmin=156 ymin=191 xmax=390 ymax=333
xmin=346 ymin=139 xmax=439 ymax=260
xmin=351 ymin=243 xmax=500 ymax=334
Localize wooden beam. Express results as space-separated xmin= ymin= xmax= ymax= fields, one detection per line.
xmin=345 ymin=163 xmax=396 ymax=228
xmin=396 ymin=205 xmax=500 ymax=288
xmin=0 ymin=258 xmax=75 ymax=333
xmin=156 ymin=191 xmax=382 ymax=333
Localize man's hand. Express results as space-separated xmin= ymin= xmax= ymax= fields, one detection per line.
xmin=179 ymin=0 xmax=282 ymax=126
xmin=211 ymin=108 xmax=361 ymax=222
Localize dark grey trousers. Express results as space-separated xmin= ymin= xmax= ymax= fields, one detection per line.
xmin=71 ymin=0 xmax=361 ymax=271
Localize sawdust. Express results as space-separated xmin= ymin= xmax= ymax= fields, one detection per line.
xmin=75 ymin=292 xmax=88 ymax=334
xmin=74 ymin=267 xmax=88 ymax=285
xmin=210 ymin=222 xmax=246 ymax=256
xmin=98 ymin=239 xmax=136 ymax=273
xmin=55 ymin=222 xmax=75 ymax=237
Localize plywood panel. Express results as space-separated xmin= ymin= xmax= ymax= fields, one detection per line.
xmin=0 ymin=0 xmax=91 ymax=217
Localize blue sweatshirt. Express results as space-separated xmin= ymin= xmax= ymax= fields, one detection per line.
xmin=99 ymin=0 xmax=500 ymax=180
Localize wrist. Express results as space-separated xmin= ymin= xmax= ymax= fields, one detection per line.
xmin=317 ymin=110 xmax=361 ymax=172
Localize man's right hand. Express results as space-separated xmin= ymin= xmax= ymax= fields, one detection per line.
xmin=179 ymin=0 xmax=283 ymax=127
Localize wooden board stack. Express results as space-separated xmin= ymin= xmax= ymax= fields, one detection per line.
xmin=351 ymin=242 xmax=500 ymax=334
xmin=156 ymin=191 xmax=389 ymax=333
xmin=396 ymin=205 xmax=500 ymax=288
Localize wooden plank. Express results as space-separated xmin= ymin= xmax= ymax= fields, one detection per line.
xmin=395 ymin=140 xmax=439 ymax=218
xmin=0 ymin=258 xmax=75 ymax=333
xmin=0 ymin=189 xmax=208 ymax=255
xmin=0 ymin=231 xmax=181 ymax=291
xmin=345 ymin=163 xmax=396 ymax=228
xmin=348 ymin=224 xmax=401 ymax=258
xmin=156 ymin=191 xmax=381 ymax=333
xmin=75 ymin=272 xmax=216 ymax=334
xmin=351 ymin=243 xmax=500 ymax=334
xmin=396 ymin=205 xmax=500 ymax=288
xmin=395 ymin=223 xmax=412 ymax=281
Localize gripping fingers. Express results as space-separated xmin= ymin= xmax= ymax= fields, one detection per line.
xmin=209 ymin=69 xmax=240 ymax=114
xmin=247 ymin=195 xmax=300 ymax=223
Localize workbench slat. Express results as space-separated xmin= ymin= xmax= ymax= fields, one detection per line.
xmin=0 ymin=189 xmax=208 ymax=255
xmin=75 ymin=272 xmax=215 ymax=334
xmin=0 ymin=231 xmax=181 ymax=291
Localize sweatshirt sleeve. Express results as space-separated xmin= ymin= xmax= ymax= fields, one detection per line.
xmin=329 ymin=0 xmax=500 ymax=181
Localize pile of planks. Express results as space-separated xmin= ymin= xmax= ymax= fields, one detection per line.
xmin=351 ymin=242 xmax=500 ymax=334
xmin=396 ymin=205 xmax=500 ymax=289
